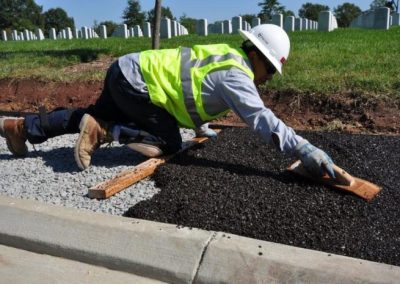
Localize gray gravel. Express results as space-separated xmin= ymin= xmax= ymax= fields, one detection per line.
xmin=0 ymin=129 xmax=195 ymax=215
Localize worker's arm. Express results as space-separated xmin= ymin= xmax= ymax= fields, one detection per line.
xmin=215 ymin=68 xmax=302 ymax=153
xmin=213 ymin=68 xmax=334 ymax=177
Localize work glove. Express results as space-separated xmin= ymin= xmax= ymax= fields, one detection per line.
xmin=195 ymin=123 xmax=217 ymax=138
xmin=295 ymin=139 xmax=335 ymax=178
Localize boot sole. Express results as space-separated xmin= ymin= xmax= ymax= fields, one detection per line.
xmin=0 ymin=117 xmax=27 ymax=157
xmin=127 ymin=143 xmax=163 ymax=158
xmin=74 ymin=114 xmax=90 ymax=170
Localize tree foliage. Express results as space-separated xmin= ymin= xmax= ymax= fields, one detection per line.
xmin=43 ymin=8 xmax=75 ymax=33
xmin=334 ymin=3 xmax=362 ymax=27
xmin=240 ymin=14 xmax=257 ymax=25
xmin=370 ymin=0 xmax=387 ymax=9
xmin=0 ymin=0 xmax=44 ymax=31
xmin=257 ymin=0 xmax=286 ymax=22
xmin=146 ymin=6 xmax=175 ymax=23
xmin=179 ymin=14 xmax=197 ymax=34
xmin=123 ymin=0 xmax=145 ymax=27
xmin=298 ymin=2 xmax=330 ymax=21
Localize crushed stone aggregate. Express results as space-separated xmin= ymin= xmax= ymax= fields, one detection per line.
xmin=0 ymin=129 xmax=194 ymax=215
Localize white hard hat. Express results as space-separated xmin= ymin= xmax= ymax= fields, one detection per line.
xmin=239 ymin=24 xmax=290 ymax=75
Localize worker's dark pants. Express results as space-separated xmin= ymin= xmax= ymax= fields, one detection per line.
xmin=23 ymin=61 xmax=182 ymax=154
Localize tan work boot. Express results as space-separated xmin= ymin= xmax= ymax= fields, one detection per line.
xmin=0 ymin=117 xmax=28 ymax=157
xmin=74 ymin=114 xmax=112 ymax=170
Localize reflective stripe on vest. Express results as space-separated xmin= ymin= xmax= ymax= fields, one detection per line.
xmin=181 ymin=47 xmax=253 ymax=127
xmin=140 ymin=45 xmax=254 ymax=128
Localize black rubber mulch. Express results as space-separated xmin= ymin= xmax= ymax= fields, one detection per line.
xmin=124 ymin=128 xmax=400 ymax=266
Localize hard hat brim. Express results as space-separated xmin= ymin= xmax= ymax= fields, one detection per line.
xmin=239 ymin=29 xmax=283 ymax=75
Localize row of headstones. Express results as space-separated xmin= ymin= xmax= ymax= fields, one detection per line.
xmin=1 ymin=28 xmax=45 ymax=41
xmin=350 ymin=7 xmax=400 ymax=29
xmin=0 ymin=26 xmax=104 ymax=41
xmin=1 ymin=20 xmax=188 ymax=42
xmin=112 ymin=19 xmax=188 ymax=39
xmin=196 ymin=11 xmax=338 ymax=36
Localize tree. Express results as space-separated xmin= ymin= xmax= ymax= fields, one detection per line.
xmin=240 ymin=14 xmax=257 ymax=25
xmin=257 ymin=0 xmax=286 ymax=22
xmin=123 ymin=0 xmax=145 ymax=27
xmin=298 ymin=2 xmax=330 ymax=21
xmin=369 ymin=0 xmax=387 ymax=9
xmin=152 ymin=0 xmax=161 ymax=50
xmin=43 ymin=8 xmax=75 ymax=33
xmin=0 ymin=0 xmax=44 ymax=31
xmin=146 ymin=6 xmax=175 ymax=23
xmin=179 ymin=14 xmax=197 ymax=34
xmin=334 ymin=3 xmax=362 ymax=27
xmin=282 ymin=10 xmax=295 ymax=18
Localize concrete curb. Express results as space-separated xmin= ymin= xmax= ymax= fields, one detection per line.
xmin=0 ymin=244 xmax=165 ymax=283
xmin=1 ymin=195 xmax=399 ymax=283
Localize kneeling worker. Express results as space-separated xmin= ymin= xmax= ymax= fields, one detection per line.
xmin=0 ymin=24 xmax=335 ymax=178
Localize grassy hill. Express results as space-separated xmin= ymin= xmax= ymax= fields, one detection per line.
xmin=1 ymin=27 xmax=399 ymax=98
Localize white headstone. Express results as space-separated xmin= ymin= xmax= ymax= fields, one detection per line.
xmin=223 ymin=20 xmax=232 ymax=34
xmin=12 ymin=30 xmax=19 ymax=41
xmin=215 ymin=22 xmax=224 ymax=34
xmin=35 ymin=28 xmax=45 ymax=40
xmin=302 ymin=18 xmax=308 ymax=30
xmin=196 ymin=19 xmax=208 ymax=36
xmin=284 ymin=16 xmax=295 ymax=32
xmin=272 ymin=14 xmax=283 ymax=28
xmin=24 ymin=29 xmax=30 ymax=41
xmin=111 ymin=25 xmax=122 ymax=38
xmin=363 ymin=10 xmax=375 ymax=28
xmin=232 ymin=16 xmax=242 ymax=33
xmin=121 ymin=24 xmax=129 ymax=38
xmin=19 ymin=32 xmax=24 ymax=41
xmin=252 ymin=18 xmax=261 ymax=27
xmin=66 ymin=27 xmax=73 ymax=39
xmin=374 ymin=7 xmax=390 ymax=29
xmin=208 ymin=24 xmax=215 ymax=34
xmin=294 ymin=18 xmax=303 ymax=31
xmin=1 ymin=30 xmax=7 ymax=41
xmin=392 ymin=13 xmax=400 ymax=26
xmin=318 ymin=11 xmax=334 ymax=32
xmin=143 ymin=22 xmax=151 ymax=37
xmin=81 ymin=26 xmax=89 ymax=39
xmin=171 ymin=21 xmax=178 ymax=37
xmin=160 ymin=18 xmax=171 ymax=39
xmin=177 ymin=24 xmax=182 ymax=36
xmin=133 ymin=25 xmax=143 ymax=37
xmin=73 ymin=29 xmax=79 ymax=39
xmin=295 ymin=18 xmax=303 ymax=31
xmin=49 ymin=28 xmax=57 ymax=40
xmin=100 ymin=25 xmax=107 ymax=39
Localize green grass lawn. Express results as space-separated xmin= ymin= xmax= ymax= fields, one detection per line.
xmin=1 ymin=27 xmax=399 ymax=98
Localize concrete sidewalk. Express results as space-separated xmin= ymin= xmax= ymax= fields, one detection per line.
xmin=1 ymin=195 xmax=399 ymax=283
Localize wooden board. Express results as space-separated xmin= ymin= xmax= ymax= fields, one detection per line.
xmin=287 ymin=160 xmax=382 ymax=201
xmin=88 ymin=130 xmax=220 ymax=199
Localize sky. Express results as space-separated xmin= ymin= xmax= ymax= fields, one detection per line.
xmin=35 ymin=0 xmax=372 ymax=28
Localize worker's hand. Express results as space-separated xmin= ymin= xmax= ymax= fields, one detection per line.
xmin=195 ymin=123 xmax=217 ymax=138
xmin=295 ymin=139 xmax=335 ymax=178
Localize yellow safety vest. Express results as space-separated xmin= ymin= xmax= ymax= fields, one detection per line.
xmin=140 ymin=44 xmax=254 ymax=128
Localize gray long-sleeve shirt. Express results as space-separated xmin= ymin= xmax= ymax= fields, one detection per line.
xmin=118 ymin=52 xmax=303 ymax=154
